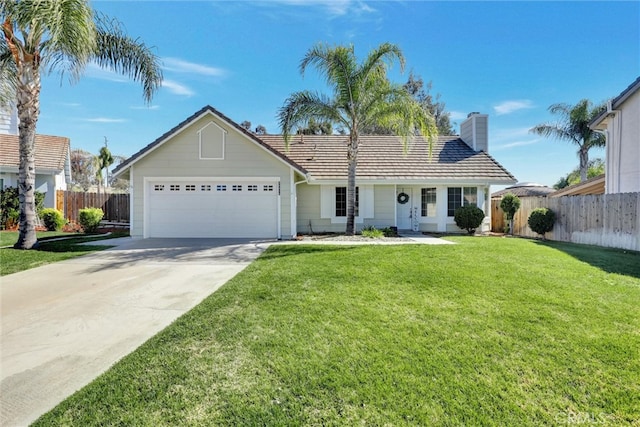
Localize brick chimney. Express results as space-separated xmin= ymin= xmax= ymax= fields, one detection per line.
xmin=460 ymin=112 xmax=488 ymax=152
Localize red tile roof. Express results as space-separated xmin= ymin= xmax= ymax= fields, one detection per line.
xmin=0 ymin=133 xmax=70 ymax=172
xmin=260 ymin=134 xmax=516 ymax=183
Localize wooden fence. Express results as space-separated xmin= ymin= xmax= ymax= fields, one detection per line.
xmin=56 ymin=190 xmax=129 ymax=223
xmin=491 ymin=192 xmax=640 ymax=251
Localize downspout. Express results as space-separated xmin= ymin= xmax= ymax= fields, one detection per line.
xmin=605 ymin=100 xmax=622 ymax=193
xmin=293 ymin=173 xmax=310 ymax=238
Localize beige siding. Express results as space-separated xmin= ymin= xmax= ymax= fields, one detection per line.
xmin=130 ymin=114 xmax=294 ymax=238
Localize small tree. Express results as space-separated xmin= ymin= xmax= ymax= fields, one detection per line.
xmin=500 ymin=193 xmax=521 ymax=235
xmin=528 ymin=208 xmax=556 ymax=239
xmin=454 ymin=205 xmax=485 ymax=235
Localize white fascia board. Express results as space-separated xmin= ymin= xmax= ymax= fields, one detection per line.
xmin=305 ymin=178 xmax=516 ymax=186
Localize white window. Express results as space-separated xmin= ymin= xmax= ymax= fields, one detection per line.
xmin=154 ymin=184 xmax=165 ymax=191
xmin=201 ymin=184 xmax=212 ymax=191
xmin=421 ymin=188 xmax=436 ymax=217
xmin=448 ymin=187 xmax=477 ymax=216
xmin=232 ymin=185 xmax=242 ymax=192
xmin=247 ymin=185 xmax=258 ymax=192
xmin=185 ymin=184 xmax=196 ymax=191
xmin=263 ymin=184 xmax=274 ymax=192
xmin=170 ymin=184 xmax=180 ymax=191
xmin=216 ymin=185 xmax=227 ymax=192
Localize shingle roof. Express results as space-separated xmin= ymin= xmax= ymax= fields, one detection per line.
xmin=260 ymin=134 xmax=516 ymax=183
xmin=0 ymin=133 xmax=70 ymax=171
xmin=590 ymin=76 xmax=640 ymax=128
xmin=492 ymin=183 xmax=555 ymax=198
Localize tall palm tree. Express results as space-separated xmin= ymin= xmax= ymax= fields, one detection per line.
xmin=95 ymin=145 xmax=114 ymax=196
xmin=1 ymin=0 xmax=162 ymax=249
xmin=278 ymin=43 xmax=437 ymax=235
xmin=530 ymin=99 xmax=605 ymax=183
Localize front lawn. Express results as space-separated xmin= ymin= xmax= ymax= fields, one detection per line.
xmin=0 ymin=232 xmax=125 ymax=276
xmin=35 ymin=238 xmax=640 ymax=425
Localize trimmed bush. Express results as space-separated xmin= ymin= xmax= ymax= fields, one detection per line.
xmin=454 ymin=205 xmax=485 ymax=235
xmin=528 ymin=208 xmax=556 ymax=238
xmin=40 ymin=208 xmax=66 ymax=231
xmin=78 ymin=208 xmax=104 ymax=233
xmin=361 ymin=226 xmax=384 ymax=238
xmin=1 ymin=186 xmax=44 ymax=227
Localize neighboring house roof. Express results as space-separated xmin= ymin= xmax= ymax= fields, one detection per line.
xmin=112 ymin=105 xmax=307 ymax=177
xmin=549 ymin=174 xmax=605 ymax=197
xmin=590 ymin=76 xmax=640 ymax=129
xmin=0 ymin=133 xmax=70 ymax=172
xmin=492 ymin=182 xmax=556 ymax=198
xmin=260 ymin=134 xmax=516 ymax=183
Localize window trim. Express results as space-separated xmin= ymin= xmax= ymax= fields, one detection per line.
xmin=447 ymin=186 xmax=478 ymax=216
xmin=421 ymin=187 xmax=437 ymax=217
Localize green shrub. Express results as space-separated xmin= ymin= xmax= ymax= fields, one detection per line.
xmin=0 ymin=186 xmax=45 ymax=227
xmin=40 ymin=208 xmax=66 ymax=231
xmin=361 ymin=225 xmax=384 ymax=239
xmin=500 ymin=193 xmax=521 ymax=235
xmin=454 ymin=205 xmax=485 ymax=235
xmin=528 ymin=208 xmax=556 ymax=238
xmin=78 ymin=208 xmax=104 ymax=233
xmin=381 ymin=227 xmax=397 ymax=237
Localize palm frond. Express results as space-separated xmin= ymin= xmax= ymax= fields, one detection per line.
xmin=92 ymin=13 xmax=162 ymax=103
xmin=278 ymin=90 xmax=343 ymax=147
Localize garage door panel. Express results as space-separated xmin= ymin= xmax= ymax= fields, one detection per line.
xmin=147 ymin=180 xmax=278 ymax=238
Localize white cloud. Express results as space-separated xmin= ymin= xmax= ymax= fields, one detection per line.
xmin=85 ymin=63 xmax=129 ymax=83
xmin=130 ymin=105 xmax=160 ymax=110
xmin=258 ymin=0 xmax=376 ymax=17
xmin=493 ymin=100 xmax=534 ymax=115
xmin=493 ymin=139 xmax=540 ymax=151
xmin=84 ymin=117 xmax=128 ymax=123
xmin=162 ymin=80 xmax=195 ymax=97
xmin=448 ymin=111 xmax=468 ymax=121
xmin=162 ymin=58 xmax=227 ymax=77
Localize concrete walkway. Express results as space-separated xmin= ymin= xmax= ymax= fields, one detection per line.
xmin=0 ymin=238 xmax=267 ymax=426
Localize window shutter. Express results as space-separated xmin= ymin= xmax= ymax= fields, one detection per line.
xmin=320 ymin=186 xmax=332 ymax=219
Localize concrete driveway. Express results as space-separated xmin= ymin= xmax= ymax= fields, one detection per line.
xmin=0 ymin=238 xmax=269 ymax=426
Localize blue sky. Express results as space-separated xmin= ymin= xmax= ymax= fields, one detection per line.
xmin=36 ymin=1 xmax=639 ymax=189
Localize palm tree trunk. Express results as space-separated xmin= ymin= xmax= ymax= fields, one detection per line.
xmin=346 ymin=139 xmax=358 ymax=236
xmin=579 ymin=146 xmax=589 ymax=183
xmin=14 ymin=62 xmax=41 ymax=250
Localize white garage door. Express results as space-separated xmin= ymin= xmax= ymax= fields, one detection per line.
xmin=147 ymin=180 xmax=279 ymax=238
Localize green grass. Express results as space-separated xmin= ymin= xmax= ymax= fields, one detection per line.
xmin=0 ymin=230 xmax=71 ymax=247
xmin=0 ymin=232 xmax=125 ymax=276
xmin=35 ymin=237 xmax=640 ymax=426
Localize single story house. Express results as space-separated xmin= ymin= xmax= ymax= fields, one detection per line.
xmin=491 ymin=182 xmax=556 ymax=199
xmin=590 ymin=76 xmax=640 ymax=194
xmin=112 ymin=106 xmax=516 ymax=239
xmin=0 ymin=133 xmax=71 ymax=208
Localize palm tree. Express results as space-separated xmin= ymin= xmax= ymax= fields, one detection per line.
xmin=95 ymin=145 xmax=114 ymax=196
xmin=278 ymin=43 xmax=437 ymax=235
xmin=530 ymin=99 xmax=605 ymax=183
xmin=1 ymin=0 xmax=162 ymax=249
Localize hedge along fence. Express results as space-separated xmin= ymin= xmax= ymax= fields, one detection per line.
xmin=491 ymin=192 xmax=640 ymax=251
xmin=56 ymin=190 xmax=129 ymax=223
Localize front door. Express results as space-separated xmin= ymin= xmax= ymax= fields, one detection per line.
xmin=396 ymin=188 xmax=412 ymax=229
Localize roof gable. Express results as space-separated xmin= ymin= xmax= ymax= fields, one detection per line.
xmin=590 ymin=76 xmax=640 ymax=128
xmin=113 ymin=105 xmax=306 ymax=177
xmin=0 ymin=134 xmax=70 ymax=172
